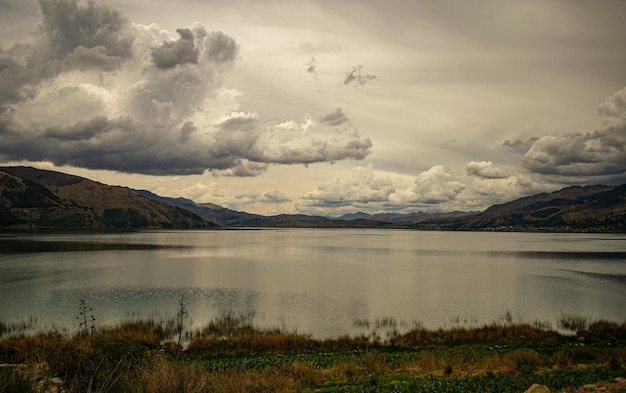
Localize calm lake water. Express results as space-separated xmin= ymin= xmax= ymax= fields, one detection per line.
xmin=1 ymin=229 xmax=625 ymax=337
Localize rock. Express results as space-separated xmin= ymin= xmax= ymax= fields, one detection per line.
xmin=615 ymin=377 xmax=626 ymax=383
xmin=51 ymin=377 xmax=63 ymax=386
xmin=524 ymin=384 xmax=550 ymax=393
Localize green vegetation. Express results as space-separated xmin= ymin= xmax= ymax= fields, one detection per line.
xmin=1 ymin=311 xmax=625 ymax=393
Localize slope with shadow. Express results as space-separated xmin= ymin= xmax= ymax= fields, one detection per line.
xmin=0 ymin=170 xmax=106 ymax=228
xmin=132 ymin=189 xmax=266 ymax=227
xmin=134 ymin=189 xmax=394 ymax=228
xmin=458 ymin=185 xmax=626 ymax=232
xmin=0 ymin=167 xmax=217 ymax=229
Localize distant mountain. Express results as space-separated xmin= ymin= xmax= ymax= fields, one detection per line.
xmin=369 ymin=211 xmax=475 ymax=227
xmin=335 ymin=212 xmax=370 ymax=220
xmin=2 ymin=166 xmax=624 ymax=232
xmin=134 ymin=189 xmax=393 ymax=228
xmin=0 ymin=167 xmax=216 ymax=229
xmin=133 ymin=189 xmax=266 ymax=227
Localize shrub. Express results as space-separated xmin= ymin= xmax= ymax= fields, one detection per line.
xmin=610 ymin=357 xmax=622 ymax=371
xmin=363 ymin=351 xmax=387 ymax=374
xmin=509 ymin=349 xmax=542 ymax=375
xmin=0 ymin=367 xmax=34 ymax=393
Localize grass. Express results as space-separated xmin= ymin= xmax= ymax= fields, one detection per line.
xmin=0 ymin=313 xmax=625 ymax=393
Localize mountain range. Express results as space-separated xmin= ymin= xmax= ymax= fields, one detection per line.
xmin=1 ymin=166 xmax=625 ymax=232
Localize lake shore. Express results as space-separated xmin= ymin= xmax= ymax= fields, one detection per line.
xmin=2 ymin=313 xmax=625 ymax=393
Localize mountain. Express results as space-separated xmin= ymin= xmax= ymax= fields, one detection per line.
xmin=0 ymin=171 xmax=106 ymax=228
xmin=2 ymin=166 xmax=624 ymax=232
xmin=132 ymin=189 xmax=266 ymax=226
xmin=456 ymin=185 xmax=626 ymax=232
xmin=369 ymin=211 xmax=475 ymax=227
xmin=134 ymin=189 xmax=393 ymax=228
xmin=125 ymin=183 xmax=626 ymax=231
xmin=0 ymin=167 xmax=216 ymax=229
xmin=335 ymin=212 xmax=370 ymax=220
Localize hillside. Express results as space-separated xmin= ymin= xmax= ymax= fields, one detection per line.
xmin=456 ymin=185 xmax=626 ymax=232
xmin=133 ymin=189 xmax=267 ymax=227
xmin=369 ymin=211 xmax=475 ymax=228
xmin=2 ymin=166 xmax=624 ymax=231
xmin=0 ymin=167 xmax=217 ymax=229
xmin=0 ymin=171 xmax=107 ymax=229
xmin=134 ymin=189 xmax=394 ymax=228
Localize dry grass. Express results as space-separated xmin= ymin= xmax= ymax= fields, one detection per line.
xmin=1 ymin=315 xmax=625 ymax=393
xmin=134 ymin=357 xmax=304 ymax=393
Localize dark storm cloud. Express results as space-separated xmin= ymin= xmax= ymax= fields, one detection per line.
xmin=0 ymin=0 xmax=373 ymax=176
xmin=1 ymin=111 xmax=369 ymax=176
xmin=522 ymin=86 xmax=626 ymax=181
xmin=343 ymin=64 xmax=376 ymax=86
xmin=179 ymin=121 xmax=196 ymax=143
xmin=37 ymin=0 xmax=133 ymax=60
xmin=42 ymin=115 xmax=112 ymax=141
xmin=0 ymin=53 xmax=29 ymax=108
xmin=151 ymin=28 xmax=199 ymax=70
xmin=522 ymin=127 xmax=626 ymax=177
xmin=0 ymin=0 xmax=133 ymax=110
xmin=319 ymin=108 xmax=349 ymax=126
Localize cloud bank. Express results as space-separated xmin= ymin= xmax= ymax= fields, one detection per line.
xmin=522 ymin=86 xmax=626 ymax=180
xmin=298 ymin=85 xmax=626 ymax=215
xmin=0 ymin=0 xmax=372 ymax=176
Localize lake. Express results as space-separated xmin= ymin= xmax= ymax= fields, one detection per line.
xmin=1 ymin=229 xmax=625 ymax=337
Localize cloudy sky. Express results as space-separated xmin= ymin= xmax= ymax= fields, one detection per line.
xmin=1 ymin=0 xmax=625 ymax=216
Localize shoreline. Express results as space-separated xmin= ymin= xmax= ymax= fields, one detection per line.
xmin=2 ymin=314 xmax=625 ymax=392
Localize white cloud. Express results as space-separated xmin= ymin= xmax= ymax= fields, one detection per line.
xmin=0 ymin=0 xmax=372 ymax=176
xmin=301 ymin=164 xmax=395 ymax=208
xmin=390 ymin=165 xmax=465 ymax=205
xmin=465 ymin=161 xmax=510 ymax=179
xmin=300 ymin=164 xmax=471 ymax=214
xmin=259 ymin=189 xmax=291 ymax=203
xmin=2 ymin=0 xmax=626 ymax=217
xmin=153 ymin=182 xmax=231 ymax=204
xmin=597 ymin=86 xmax=626 ymax=120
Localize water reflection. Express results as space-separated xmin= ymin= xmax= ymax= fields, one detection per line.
xmin=1 ymin=229 xmax=625 ymax=337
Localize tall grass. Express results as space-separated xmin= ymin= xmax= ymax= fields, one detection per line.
xmin=1 ymin=313 xmax=625 ymax=393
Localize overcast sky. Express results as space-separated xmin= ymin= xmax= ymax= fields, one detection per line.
xmin=1 ymin=0 xmax=625 ymax=216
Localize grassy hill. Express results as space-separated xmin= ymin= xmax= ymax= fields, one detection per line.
xmin=0 ymin=167 xmax=217 ymax=229
xmin=0 ymin=171 xmax=106 ymax=228
xmin=456 ymin=185 xmax=626 ymax=232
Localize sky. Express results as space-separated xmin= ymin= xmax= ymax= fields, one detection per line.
xmin=1 ymin=0 xmax=625 ymax=216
